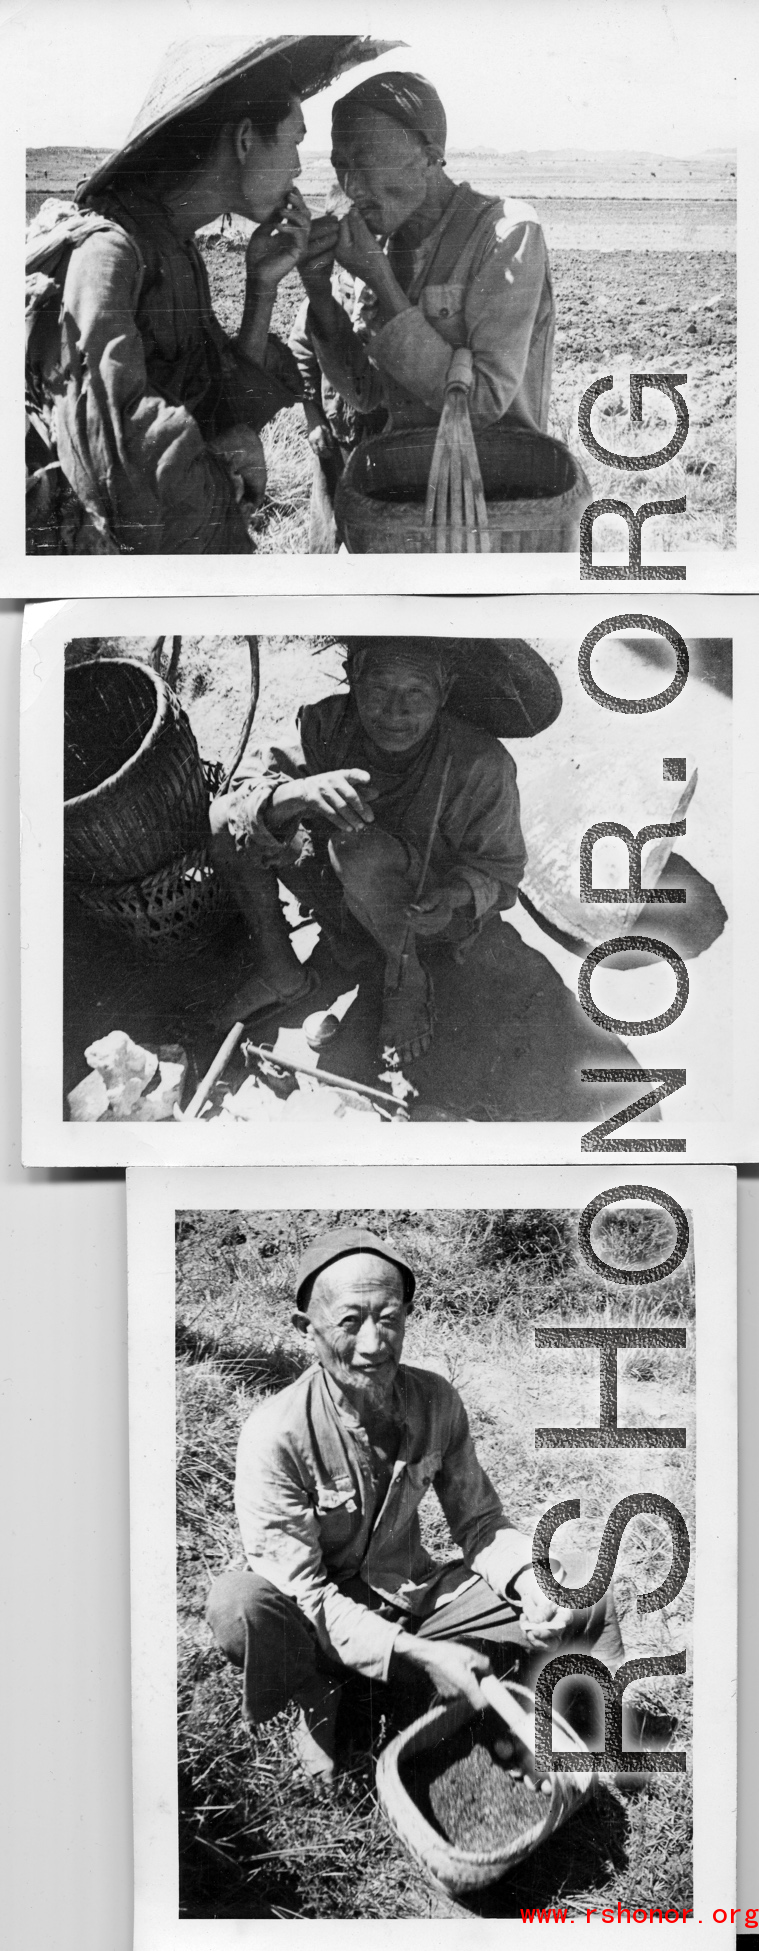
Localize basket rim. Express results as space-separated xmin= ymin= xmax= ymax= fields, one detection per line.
xmin=376 ymin=1685 xmax=592 ymax=1871
xmin=347 ymin=422 xmax=578 ymax=456
xmin=337 ymin=424 xmax=590 ymax=522
xmin=72 ymin=840 xmax=216 ymax=901
xmin=64 ymin=657 xmax=169 ymax=815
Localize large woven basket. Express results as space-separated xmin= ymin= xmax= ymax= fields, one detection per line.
xmin=376 ymin=1683 xmax=591 ymax=1898
xmin=64 ymin=658 xmax=210 ymax=884
xmin=335 ymin=425 xmax=591 ymax=554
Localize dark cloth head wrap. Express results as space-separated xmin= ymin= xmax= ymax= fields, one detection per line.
xmin=332 ymin=71 xmax=447 ymax=161
xmin=295 ymin=1227 xmax=416 ymax=1312
xmin=335 ymin=636 xmax=563 ymax=739
xmin=345 ymin=638 xmax=454 ymax=695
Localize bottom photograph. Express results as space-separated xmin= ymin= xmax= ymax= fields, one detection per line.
xmin=127 ymin=1166 xmax=735 ymax=1943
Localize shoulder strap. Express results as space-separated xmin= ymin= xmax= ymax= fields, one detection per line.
xmin=420 ymin=184 xmax=504 ymax=288
xmin=421 ymin=186 xmax=542 ymax=290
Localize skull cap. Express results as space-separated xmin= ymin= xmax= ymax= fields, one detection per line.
xmin=295 ymin=1227 xmax=416 ymax=1312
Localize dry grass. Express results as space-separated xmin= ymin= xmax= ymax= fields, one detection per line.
xmin=176 ymin=1205 xmax=694 ymax=1919
xmin=548 ymin=372 xmax=736 ymax=555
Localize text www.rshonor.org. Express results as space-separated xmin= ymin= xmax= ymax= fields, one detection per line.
xmin=519 ymin=1906 xmax=754 ymax=1924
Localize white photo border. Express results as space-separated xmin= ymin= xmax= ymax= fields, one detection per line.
xmin=127 ymin=1161 xmax=737 ymax=1946
xmin=20 ymin=592 xmax=759 ymax=1166
xmin=4 ymin=0 xmax=758 ymax=597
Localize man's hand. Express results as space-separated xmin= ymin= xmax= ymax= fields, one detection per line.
xmin=245 ymin=186 xmax=312 ymax=290
xmin=298 ymin=213 xmax=340 ymax=296
xmin=513 ymin=1566 xmax=574 ymax=1649
xmin=333 ymin=209 xmax=412 ymax=323
xmin=334 ymin=206 xmax=389 ymax=286
xmin=394 ymin=1631 xmax=492 ymax=1711
xmin=406 ymin=880 xmax=472 ymax=937
xmin=307 ymin=421 xmax=338 ymax=466
xmin=208 ymin=427 xmax=267 ymax=510
xmin=269 ymin=769 xmax=379 ymax=834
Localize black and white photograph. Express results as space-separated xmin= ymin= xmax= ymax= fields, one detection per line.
xmin=20 ymin=594 xmax=758 ymax=1165
xmin=127 ymin=1163 xmax=735 ymax=1937
xmin=4 ymin=0 xmax=755 ymax=594
xmin=2 ymin=3 xmax=759 ymax=1947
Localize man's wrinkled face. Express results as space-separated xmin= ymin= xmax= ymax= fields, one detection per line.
xmin=301 ymin=1253 xmax=407 ymax=1403
xmin=331 ymin=106 xmax=431 ymax=237
xmin=352 ymin=650 xmax=445 ymax=753
xmin=235 ymin=99 xmax=306 ymax=223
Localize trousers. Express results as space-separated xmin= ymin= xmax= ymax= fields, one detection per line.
xmin=218 ymin=819 xmax=476 ymax=971
xmin=206 ymin=1567 xmax=624 ymax=1727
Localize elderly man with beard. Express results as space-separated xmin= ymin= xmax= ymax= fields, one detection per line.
xmin=289 ymin=71 xmax=556 ymax=548
xmin=206 ymin=1229 xmax=624 ymax=1782
xmin=208 ymin=638 xmax=550 ymax=1065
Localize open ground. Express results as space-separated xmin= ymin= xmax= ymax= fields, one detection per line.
xmin=176 ymin=1203 xmax=694 ymax=1919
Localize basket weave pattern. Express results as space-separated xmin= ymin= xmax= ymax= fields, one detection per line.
xmin=64 ymin=660 xmax=210 ymax=884
xmin=376 ymin=1687 xmax=590 ymax=1897
xmin=336 ymin=426 xmax=591 ymax=555
xmin=74 ymin=843 xmax=233 ymax=959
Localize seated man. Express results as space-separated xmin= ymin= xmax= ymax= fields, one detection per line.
xmin=290 ymin=71 xmax=556 ymax=548
xmin=207 ymin=1228 xmax=624 ymax=1782
xmin=209 ymin=638 xmax=542 ymax=1065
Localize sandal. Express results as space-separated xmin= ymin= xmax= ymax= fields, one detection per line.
xmin=380 ymin=965 xmax=435 ymax=1065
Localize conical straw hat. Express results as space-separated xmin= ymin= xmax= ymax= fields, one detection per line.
xmin=82 ymin=34 xmax=401 ymax=197
xmin=340 ymin=640 xmax=563 ymax=739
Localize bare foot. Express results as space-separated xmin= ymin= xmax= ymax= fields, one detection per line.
xmin=291 ymin=1678 xmax=343 ymax=1787
xmin=380 ymin=967 xmax=435 ymax=1064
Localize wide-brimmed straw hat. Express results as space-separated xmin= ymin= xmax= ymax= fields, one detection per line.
xmin=82 ymin=34 xmax=401 ymax=198
xmin=340 ymin=638 xmax=562 ymax=739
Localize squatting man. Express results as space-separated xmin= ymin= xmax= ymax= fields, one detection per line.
xmin=209 ymin=637 xmax=558 ymax=1065
xmin=207 ymin=1230 xmax=624 ymax=1782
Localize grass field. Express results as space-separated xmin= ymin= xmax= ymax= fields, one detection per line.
xmin=176 ymin=1203 xmax=694 ymax=1919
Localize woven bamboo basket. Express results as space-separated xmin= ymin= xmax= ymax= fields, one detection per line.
xmin=376 ymin=1683 xmax=591 ymax=1898
xmin=73 ymin=840 xmax=234 ymax=959
xmin=64 ymin=658 xmax=210 ymax=883
xmin=335 ymin=423 xmax=591 ymax=555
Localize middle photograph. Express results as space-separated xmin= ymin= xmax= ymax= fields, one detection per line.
xmin=20 ymin=593 xmax=756 ymax=1167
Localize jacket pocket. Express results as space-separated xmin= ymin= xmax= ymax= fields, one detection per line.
xmin=398 ymin=1450 xmax=443 ymax=1513
xmin=314 ymin=1473 xmax=358 ymax=1517
xmin=420 ymin=285 xmax=466 ymax=343
xmin=314 ymin=1475 xmax=359 ymax=1548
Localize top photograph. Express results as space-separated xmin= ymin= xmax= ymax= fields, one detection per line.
xmin=8 ymin=0 xmax=754 ymax=595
